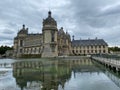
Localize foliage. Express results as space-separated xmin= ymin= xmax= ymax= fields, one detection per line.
xmin=0 ymin=46 xmax=13 ymax=55
xmin=108 ymin=46 xmax=120 ymax=52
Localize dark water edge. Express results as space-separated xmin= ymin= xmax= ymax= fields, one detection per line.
xmin=0 ymin=58 xmax=120 ymax=90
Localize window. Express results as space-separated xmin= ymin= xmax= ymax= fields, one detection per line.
xmin=51 ymin=31 xmax=55 ymax=42
xmin=76 ymin=50 xmax=78 ymax=53
xmin=99 ymin=46 xmax=101 ymax=48
xmin=83 ymin=46 xmax=85 ymax=49
xmin=79 ymin=46 xmax=81 ymax=49
xmin=20 ymin=49 xmax=22 ymax=53
xmin=84 ymin=50 xmax=85 ymax=53
xmin=91 ymin=50 xmax=93 ymax=53
xmin=80 ymin=50 xmax=81 ymax=53
xmin=95 ymin=50 xmax=97 ymax=53
xmin=99 ymin=50 xmax=101 ymax=53
xmin=39 ymin=48 xmax=41 ymax=53
xmin=34 ymin=48 xmax=36 ymax=53
xmin=103 ymin=50 xmax=106 ymax=53
xmin=87 ymin=46 xmax=89 ymax=49
xmin=20 ymin=40 xmax=23 ymax=46
xmin=95 ymin=46 xmax=97 ymax=49
xmin=91 ymin=46 xmax=93 ymax=48
xmin=72 ymin=50 xmax=75 ymax=54
xmin=103 ymin=45 xmax=105 ymax=48
xmin=87 ymin=50 xmax=89 ymax=53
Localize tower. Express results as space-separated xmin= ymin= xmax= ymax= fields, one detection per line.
xmin=42 ymin=11 xmax=58 ymax=57
xmin=14 ymin=24 xmax=28 ymax=57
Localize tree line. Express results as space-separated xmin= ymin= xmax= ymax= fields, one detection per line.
xmin=0 ymin=46 xmax=13 ymax=55
xmin=108 ymin=46 xmax=120 ymax=52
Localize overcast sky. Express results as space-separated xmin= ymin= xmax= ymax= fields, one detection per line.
xmin=0 ymin=0 xmax=120 ymax=46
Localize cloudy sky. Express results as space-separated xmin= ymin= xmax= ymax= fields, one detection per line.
xmin=0 ymin=0 xmax=120 ymax=46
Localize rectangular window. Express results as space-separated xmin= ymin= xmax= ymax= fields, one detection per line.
xmin=80 ymin=50 xmax=81 ymax=53
xmin=99 ymin=50 xmax=101 ymax=53
xmin=76 ymin=50 xmax=78 ymax=53
xmin=91 ymin=50 xmax=93 ymax=53
xmin=20 ymin=49 xmax=22 ymax=53
xmin=91 ymin=46 xmax=93 ymax=48
xmin=99 ymin=46 xmax=101 ymax=48
xmin=51 ymin=31 xmax=55 ymax=42
xmin=20 ymin=40 xmax=23 ymax=46
xmin=87 ymin=46 xmax=89 ymax=49
xmin=103 ymin=50 xmax=106 ymax=53
xmin=103 ymin=45 xmax=105 ymax=48
xmin=39 ymin=48 xmax=41 ymax=53
xmin=95 ymin=50 xmax=97 ymax=53
xmin=87 ymin=50 xmax=89 ymax=53
xmin=79 ymin=46 xmax=81 ymax=49
xmin=95 ymin=46 xmax=97 ymax=49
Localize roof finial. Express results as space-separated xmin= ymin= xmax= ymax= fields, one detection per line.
xmin=72 ymin=35 xmax=74 ymax=41
xmin=23 ymin=24 xmax=25 ymax=29
xmin=61 ymin=27 xmax=63 ymax=29
xmin=48 ymin=10 xmax=51 ymax=17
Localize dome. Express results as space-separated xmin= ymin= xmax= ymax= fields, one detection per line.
xmin=18 ymin=24 xmax=28 ymax=34
xmin=43 ymin=11 xmax=57 ymax=26
xmin=58 ymin=27 xmax=65 ymax=34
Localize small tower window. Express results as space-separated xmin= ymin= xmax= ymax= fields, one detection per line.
xmin=20 ymin=40 xmax=23 ymax=46
xmin=51 ymin=31 xmax=55 ymax=42
xmin=20 ymin=49 xmax=22 ymax=53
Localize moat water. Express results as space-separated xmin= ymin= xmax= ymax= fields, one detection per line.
xmin=0 ymin=58 xmax=120 ymax=90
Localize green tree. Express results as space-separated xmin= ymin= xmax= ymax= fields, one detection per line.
xmin=108 ymin=46 xmax=120 ymax=52
xmin=0 ymin=46 xmax=13 ymax=55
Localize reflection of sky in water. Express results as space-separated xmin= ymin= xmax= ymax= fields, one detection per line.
xmin=0 ymin=59 xmax=120 ymax=90
xmin=62 ymin=72 xmax=120 ymax=90
xmin=0 ymin=69 xmax=17 ymax=90
xmin=0 ymin=69 xmax=41 ymax=90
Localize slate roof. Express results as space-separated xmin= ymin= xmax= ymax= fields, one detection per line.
xmin=72 ymin=39 xmax=108 ymax=47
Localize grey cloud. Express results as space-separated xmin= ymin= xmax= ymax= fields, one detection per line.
xmin=0 ymin=0 xmax=120 ymax=46
xmin=0 ymin=35 xmax=13 ymax=41
xmin=66 ymin=0 xmax=120 ymax=46
xmin=2 ymin=29 xmax=14 ymax=34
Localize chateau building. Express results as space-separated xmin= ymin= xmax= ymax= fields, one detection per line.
xmin=14 ymin=11 xmax=72 ymax=57
xmin=72 ymin=38 xmax=108 ymax=55
xmin=14 ymin=11 xmax=108 ymax=58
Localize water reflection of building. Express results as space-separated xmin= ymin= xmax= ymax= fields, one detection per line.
xmin=12 ymin=58 xmax=102 ymax=90
xmin=13 ymin=60 xmax=71 ymax=90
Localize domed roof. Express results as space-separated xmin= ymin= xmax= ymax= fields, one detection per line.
xmin=58 ymin=27 xmax=65 ymax=34
xmin=18 ymin=24 xmax=28 ymax=34
xmin=43 ymin=11 xmax=57 ymax=26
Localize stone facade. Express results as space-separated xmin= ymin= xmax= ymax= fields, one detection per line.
xmin=14 ymin=11 xmax=108 ymax=58
xmin=14 ymin=11 xmax=71 ymax=58
xmin=72 ymin=38 xmax=108 ymax=55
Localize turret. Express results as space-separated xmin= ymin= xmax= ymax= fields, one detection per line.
xmin=18 ymin=24 xmax=28 ymax=37
xmin=14 ymin=24 xmax=28 ymax=57
xmin=42 ymin=11 xmax=58 ymax=57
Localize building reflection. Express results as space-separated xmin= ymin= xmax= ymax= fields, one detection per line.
xmin=13 ymin=58 xmax=98 ymax=90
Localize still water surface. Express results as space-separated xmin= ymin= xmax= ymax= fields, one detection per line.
xmin=0 ymin=58 xmax=120 ymax=90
